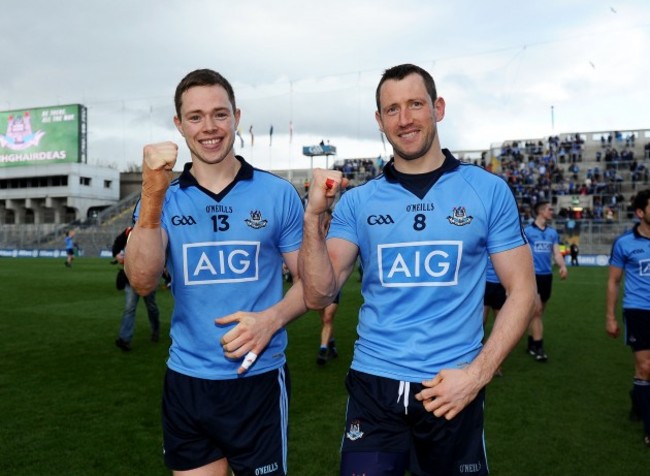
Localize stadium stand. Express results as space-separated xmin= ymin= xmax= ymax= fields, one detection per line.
xmin=1 ymin=128 xmax=648 ymax=257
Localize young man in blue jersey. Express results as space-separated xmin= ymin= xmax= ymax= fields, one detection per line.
xmin=124 ymin=69 xmax=307 ymax=476
xmin=606 ymin=189 xmax=650 ymax=446
xmin=299 ymin=63 xmax=536 ymax=475
xmin=523 ymin=201 xmax=568 ymax=362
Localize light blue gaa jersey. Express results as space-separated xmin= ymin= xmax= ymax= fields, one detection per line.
xmin=134 ymin=157 xmax=303 ymax=379
xmin=609 ymin=224 xmax=650 ymax=310
xmin=524 ymin=222 xmax=560 ymax=275
xmin=485 ymin=255 xmax=500 ymax=283
xmin=328 ymin=150 xmax=526 ymax=381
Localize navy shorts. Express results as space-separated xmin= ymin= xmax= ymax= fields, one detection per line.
xmin=624 ymin=309 xmax=650 ymax=352
xmin=162 ymin=366 xmax=290 ymax=474
xmin=340 ymin=369 xmax=488 ymax=476
xmin=484 ymin=281 xmax=506 ymax=310
xmin=535 ymin=274 xmax=553 ymax=303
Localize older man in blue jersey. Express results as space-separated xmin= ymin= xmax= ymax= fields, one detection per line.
xmin=299 ymin=63 xmax=536 ymax=476
xmin=607 ymin=189 xmax=650 ymax=447
xmin=125 ymin=69 xmax=307 ymax=476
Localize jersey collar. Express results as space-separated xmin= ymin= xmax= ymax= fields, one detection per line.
xmin=531 ymin=221 xmax=547 ymax=232
xmin=382 ymin=148 xmax=460 ymax=183
xmin=632 ymin=223 xmax=650 ymax=240
xmin=177 ymin=156 xmax=254 ymax=201
xmin=178 ymin=155 xmax=254 ymax=189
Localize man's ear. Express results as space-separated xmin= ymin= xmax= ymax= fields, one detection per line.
xmin=173 ymin=116 xmax=184 ymax=137
xmin=375 ymin=110 xmax=383 ymax=133
xmin=434 ymin=97 xmax=446 ymax=122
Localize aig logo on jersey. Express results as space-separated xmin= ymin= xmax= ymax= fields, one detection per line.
xmin=534 ymin=242 xmax=553 ymax=252
xmin=182 ymin=241 xmax=259 ymax=285
xmin=378 ymin=241 xmax=462 ymax=287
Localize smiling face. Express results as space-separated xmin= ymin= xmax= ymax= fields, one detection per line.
xmin=375 ymin=72 xmax=445 ymax=163
xmin=173 ymin=84 xmax=240 ymax=166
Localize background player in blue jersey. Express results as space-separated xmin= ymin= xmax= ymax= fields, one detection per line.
xmin=64 ymin=229 xmax=75 ymax=267
xmin=606 ymin=189 xmax=650 ymax=447
xmin=523 ymin=201 xmax=568 ymax=362
xmin=124 ymin=69 xmax=307 ymax=476
xmin=299 ymin=63 xmax=536 ymax=475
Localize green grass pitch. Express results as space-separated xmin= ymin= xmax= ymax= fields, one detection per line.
xmin=0 ymin=258 xmax=646 ymax=474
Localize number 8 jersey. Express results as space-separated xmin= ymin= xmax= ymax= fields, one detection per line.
xmin=328 ymin=150 xmax=526 ymax=381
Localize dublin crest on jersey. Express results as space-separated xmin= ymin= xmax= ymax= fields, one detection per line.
xmin=245 ymin=210 xmax=268 ymax=229
xmin=447 ymin=206 xmax=473 ymax=226
xmin=346 ymin=420 xmax=364 ymax=441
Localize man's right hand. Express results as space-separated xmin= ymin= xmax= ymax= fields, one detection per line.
xmin=138 ymin=142 xmax=178 ymax=228
xmin=305 ymin=168 xmax=346 ymax=216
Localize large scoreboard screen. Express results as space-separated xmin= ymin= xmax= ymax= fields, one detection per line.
xmin=0 ymin=104 xmax=87 ymax=168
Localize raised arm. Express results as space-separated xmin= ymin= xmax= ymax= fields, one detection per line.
xmin=124 ymin=142 xmax=177 ymax=295
xmin=299 ymin=169 xmax=357 ymax=309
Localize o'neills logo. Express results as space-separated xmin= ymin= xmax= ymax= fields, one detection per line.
xmin=459 ymin=462 xmax=482 ymax=473
xmin=255 ymin=462 xmax=279 ymax=474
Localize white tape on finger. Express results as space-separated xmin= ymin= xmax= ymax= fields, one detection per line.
xmin=241 ymin=352 xmax=258 ymax=370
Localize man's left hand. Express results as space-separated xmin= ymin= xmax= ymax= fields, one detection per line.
xmin=415 ymin=368 xmax=483 ymax=420
xmin=216 ymin=311 xmax=277 ymax=374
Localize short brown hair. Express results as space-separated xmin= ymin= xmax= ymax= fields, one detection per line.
xmin=375 ymin=64 xmax=437 ymax=112
xmin=174 ymin=69 xmax=236 ymax=118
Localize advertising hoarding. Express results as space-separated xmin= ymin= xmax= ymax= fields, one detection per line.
xmin=0 ymin=104 xmax=87 ymax=168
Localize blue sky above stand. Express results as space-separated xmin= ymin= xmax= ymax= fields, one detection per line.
xmin=1 ymin=1 xmax=649 ymax=171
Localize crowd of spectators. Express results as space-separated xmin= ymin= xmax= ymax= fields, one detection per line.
xmin=491 ymin=132 xmax=648 ymax=225
xmin=327 ymin=131 xmax=649 ymax=227
xmin=332 ymin=157 xmax=380 ymax=184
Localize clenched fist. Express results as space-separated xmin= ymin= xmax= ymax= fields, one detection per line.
xmin=138 ymin=142 xmax=178 ymax=228
xmin=143 ymin=141 xmax=178 ymax=172
xmin=305 ymin=168 xmax=346 ymax=216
